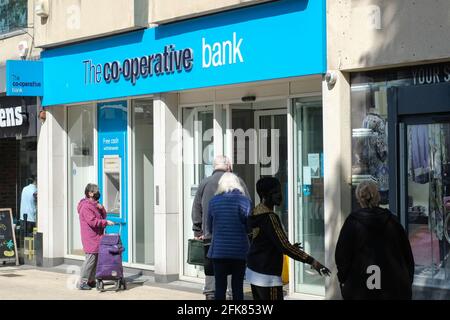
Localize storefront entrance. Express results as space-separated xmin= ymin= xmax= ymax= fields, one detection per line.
xmin=179 ymin=94 xmax=325 ymax=296
xmin=400 ymin=119 xmax=450 ymax=293
xmin=181 ymin=100 xmax=288 ymax=277
xmin=230 ymin=102 xmax=288 ymax=230
xmin=390 ymin=83 xmax=450 ymax=298
xmin=0 ymin=97 xmax=38 ymax=264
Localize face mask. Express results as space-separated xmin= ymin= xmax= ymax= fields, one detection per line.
xmin=93 ymin=192 xmax=101 ymax=201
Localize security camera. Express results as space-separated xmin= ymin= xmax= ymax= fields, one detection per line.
xmin=18 ymin=41 xmax=28 ymax=59
xmin=325 ymin=71 xmax=337 ymax=86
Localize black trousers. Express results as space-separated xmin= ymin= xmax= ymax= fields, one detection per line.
xmin=251 ymin=284 xmax=284 ymax=300
xmin=203 ymin=242 xmax=214 ymax=276
xmin=212 ymin=259 xmax=246 ymax=300
xmin=20 ymin=220 xmax=36 ymax=238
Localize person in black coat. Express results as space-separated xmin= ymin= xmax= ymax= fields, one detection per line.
xmin=247 ymin=177 xmax=330 ymax=300
xmin=335 ymin=180 xmax=415 ymax=300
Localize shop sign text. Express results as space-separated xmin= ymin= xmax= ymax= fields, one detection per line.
xmin=83 ymin=33 xmax=245 ymax=86
xmin=83 ymin=45 xmax=193 ymax=86
xmin=6 ymin=60 xmax=43 ymax=97
xmin=412 ymin=64 xmax=450 ymax=85
xmin=0 ymin=106 xmax=23 ymax=128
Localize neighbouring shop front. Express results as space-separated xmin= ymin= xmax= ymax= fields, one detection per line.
xmin=1 ymin=59 xmax=43 ymax=265
xmin=351 ymin=61 xmax=450 ymax=299
xmin=41 ymin=0 xmax=327 ymax=298
xmin=0 ymin=95 xmax=38 ymax=264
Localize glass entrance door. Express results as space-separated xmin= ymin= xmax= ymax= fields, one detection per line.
xmin=182 ymin=106 xmax=214 ymax=277
xmin=400 ymin=119 xmax=450 ymax=294
xmin=255 ymin=110 xmax=288 ymax=231
xmin=292 ymin=97 xmax=325 ymax=296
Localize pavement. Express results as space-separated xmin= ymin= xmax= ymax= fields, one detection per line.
xmin=0 ymin=264 xmax=206 ymax=300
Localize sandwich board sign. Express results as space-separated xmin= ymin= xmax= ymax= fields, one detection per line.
xmin=0 ymin=208 xmax=19 ymax=265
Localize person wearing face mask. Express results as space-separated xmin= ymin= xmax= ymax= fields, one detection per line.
xmin=77 ymin=183 xmax=114 ymax=290
xmin=246 ymin=177 xmax=330 ymax=300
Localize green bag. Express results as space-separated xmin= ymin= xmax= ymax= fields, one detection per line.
xmin=187 ymin=239 xmax=205 ymax=266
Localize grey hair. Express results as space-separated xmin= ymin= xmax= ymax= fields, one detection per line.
xmin=84 ymin=183 xmax=99 ymax=198
xmin=213 ymin=155 xmax=231 ymax=171
xmin=216 ymin=173 xmax=244 ymax=195
xmin=355 ymin=180 xmax=381 ymax=209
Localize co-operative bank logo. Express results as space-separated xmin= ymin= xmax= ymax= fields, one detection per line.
xmin=10 ymin=73 xmax=42 ymax=94
xmin=83 ymin=45 xmax=194 ymax=86
xmin=82 ymin=32 xmax=245 ymax=87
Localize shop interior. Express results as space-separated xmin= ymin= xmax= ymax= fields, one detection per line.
xmin=407 ymin=123 xmax=450 ymax=286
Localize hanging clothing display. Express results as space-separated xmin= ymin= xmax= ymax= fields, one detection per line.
xmin=428 ymin=124 xmax=446 ymax=241
xmin=362 ymin=112 xmax=389 ymax=201
xmin=409 ymin=125 xmax=430 ymax=184
xmin=442 ymin=125 xmax=450 ymax=197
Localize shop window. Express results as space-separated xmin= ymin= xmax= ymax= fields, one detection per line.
xmin=0 ymin=0 xmax=27 ymax=36
xmin=131 ymin=99 xmax=154 ymax=265
xmin=182 ymin=106 xmax=214 ymax=278
xmin=67 ymin=105 xmax=95 ymax=256
xmin=351 ymin=78 xmax=390 ymax=210
xmin=293 ymin=97 xmax=325 ymax=296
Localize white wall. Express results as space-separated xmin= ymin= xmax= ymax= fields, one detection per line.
xmin=322 ymin=71 xmax=352 ymax=299
xmin=37 ymin=106 xmax=66 ymax=266
xmin=153 ymin=93 xmax=180 ymax=281
xmin=179 ymin=77 xmax=322 ymax=105
xmin=34 ymin=0 xmax=148 ymax=48
xmin=150 ymin=0 xmax=272 ymax=24
xmin=328 ymin=0 xmax=450 ymax=71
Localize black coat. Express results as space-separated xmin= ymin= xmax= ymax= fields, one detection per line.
xmin=247 ymin=204 xmax=314 ymax=276
xmin=335 ymin=207 xmax=415 ymax=300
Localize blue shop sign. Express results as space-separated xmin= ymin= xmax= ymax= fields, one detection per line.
xmin=42 ymin=0 xmax=326 ymax=106
xmin=6 ymin=60 xmax=43 ymax=97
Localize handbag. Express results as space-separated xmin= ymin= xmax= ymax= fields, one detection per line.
xmin=187 ymin=239 xmax=205 ymax=266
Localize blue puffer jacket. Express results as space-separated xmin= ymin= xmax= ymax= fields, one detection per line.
xmin=207 ymin=189 xmax=252 ymax=260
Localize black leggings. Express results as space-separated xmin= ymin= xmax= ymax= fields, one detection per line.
xmin=251 ymin=284 xmax=284 ymax=300
xmin=212 ymin=259 xmax=246 ymax=300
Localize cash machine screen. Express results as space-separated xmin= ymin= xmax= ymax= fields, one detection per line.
xmin=103 ymin=155 xmax=121 ymax=215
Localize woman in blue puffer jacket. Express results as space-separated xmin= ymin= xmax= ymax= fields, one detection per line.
xmin=207 ymin=172 xmax=252 ymax=300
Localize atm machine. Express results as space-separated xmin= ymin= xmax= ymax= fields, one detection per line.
xmin=102 ymin=155 xmax=121 ymax=216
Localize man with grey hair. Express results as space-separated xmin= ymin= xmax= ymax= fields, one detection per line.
xmin=192 ymin=155 xmax=249 ymax=300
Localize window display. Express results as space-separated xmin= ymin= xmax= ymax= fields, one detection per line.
xmin=351 ymin=82 xmax=389 ymax=208
xmin=67 ymin=105 xmax=95 ymax=256
xmin=352 ymin=63 xmax=450 ymax=298
xmin=407 ymin=123 xmax=450 ymax=283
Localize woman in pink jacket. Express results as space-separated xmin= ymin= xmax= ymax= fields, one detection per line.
xmin=78 ymin=183 xmax=114 ymax=290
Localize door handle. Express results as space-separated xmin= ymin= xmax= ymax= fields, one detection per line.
xmin=156 ymin=185 xmax=159 ymax=206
